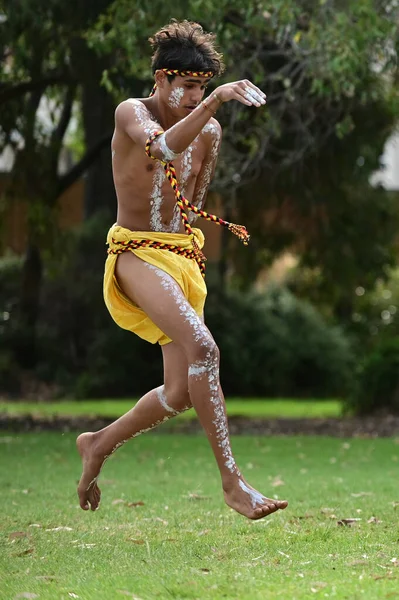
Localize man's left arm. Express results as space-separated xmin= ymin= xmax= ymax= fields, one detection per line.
xmin=190 ymin=119 xmax=222 ymax=220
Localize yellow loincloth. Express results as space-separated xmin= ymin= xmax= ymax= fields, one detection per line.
xmin=103 ymin=224 xmax=207 ymax=345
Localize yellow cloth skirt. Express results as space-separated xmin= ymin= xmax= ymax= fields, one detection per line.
xmin=103 ymin=224 xmax=207 ymax=345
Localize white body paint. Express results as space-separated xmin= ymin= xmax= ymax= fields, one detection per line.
xmin=180 ymin=142 xmax=196 ymax=195
xmin=188 ymin=124 xmax=221 ymax=224
xmin=168 ymin=87 xmax=185 ymax=108
xmin=238 ymin=479 xmax=265 ymax=508
xmin=147 ymin=120 xmax=221 ymax=232
xmin=150 ymin=163 xmax=166 ymax=231
xmin=159 ymin=133 xmax=180 ymax=161
xmin=149 ymin=165 xmax=180 ymax=233
xmin=157 ymin=385 xmax=179 ymax=415
xmin=144 ymin=264 xmax=238 ymax=476
xmin=129 ymin=100 xmax=159 ymax=135
xmin=146 ymin=264 xmax=210 ymax=345
xmin=85 ymin=385 xmax=190 ymax=492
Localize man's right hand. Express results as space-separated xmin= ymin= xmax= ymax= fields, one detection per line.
xmin=211 ymin=80 xmax=267 ymax=107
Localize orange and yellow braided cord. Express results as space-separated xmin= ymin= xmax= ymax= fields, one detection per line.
xmin=145 ymin=131 xmax=250 ymax=252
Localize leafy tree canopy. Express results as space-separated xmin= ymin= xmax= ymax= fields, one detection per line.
xmin=1 ymin=0 xmax=399 ymax=313
xmin=89 ymin=0 xmax=399 ymax=186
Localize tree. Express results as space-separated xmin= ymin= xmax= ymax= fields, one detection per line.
xmin=88 ymin=0 xmax=399 ymax=310
xmin=1 ymin=0 xmax=398 ymax=370
xmin=0 ymin=0 xmax=116 ymax=365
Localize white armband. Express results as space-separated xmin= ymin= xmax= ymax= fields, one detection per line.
xmin=159 ymin=133 xmax=180 ymax=162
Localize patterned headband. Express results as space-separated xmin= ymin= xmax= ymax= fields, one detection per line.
xmin=150 ymin=69 xmax=214 ymax=96
xmin=156 ymin=68 xmax=214 ymax=78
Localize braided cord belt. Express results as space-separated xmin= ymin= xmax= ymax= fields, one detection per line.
xmin=107 ymin=237 xmax=206 ymax=277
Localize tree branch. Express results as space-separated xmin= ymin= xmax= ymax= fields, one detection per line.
xmin=50 ymin=83 xmax=77 ymax=174
xmin=0 ymin=74 xmax=74 ymax=105
xmin=57 ymin=132 xmax=112 ymax=196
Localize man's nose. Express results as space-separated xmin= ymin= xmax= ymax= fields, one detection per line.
xmin=190 ymin=90 xmax=203 ymax=106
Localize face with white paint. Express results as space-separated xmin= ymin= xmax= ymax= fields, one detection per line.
xmin=156 ymin=71 xmax=210 ymax=118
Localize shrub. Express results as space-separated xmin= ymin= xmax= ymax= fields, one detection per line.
xmin=346 ymin=338 xmax=399 ymax=415
xmin=1 ymin=216 xmax=356 ymax=399
xmin=0 ymin=254 xmax=24 ymax=395
xmin=350 ymin=268 xmax=399 ymax=349
xmin=206 ymin=285 xmax=355 ymax=398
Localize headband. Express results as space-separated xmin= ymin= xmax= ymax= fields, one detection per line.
xmin=149 ymin=68 xmax=214 ymax=96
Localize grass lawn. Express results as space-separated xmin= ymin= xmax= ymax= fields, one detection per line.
xmin=1 ymin=432 xmax=399 ymax=599
xmin=0 ymin=398 xmax=343 ymax=419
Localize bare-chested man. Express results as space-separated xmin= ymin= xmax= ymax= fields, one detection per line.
xmin=77 ymin=19 xmax=288 ymax=520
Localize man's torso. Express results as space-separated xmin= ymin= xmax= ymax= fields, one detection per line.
xmin=112 ymin=98 xmax=212 ymax=233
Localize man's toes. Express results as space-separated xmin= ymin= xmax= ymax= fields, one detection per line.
xmin=79 ymin=497 xmax=89 ymax=510
xmin=254 ymin=504 xmax=274 ymax=518
xmin=277 ymin=500 xmax=288 ymax=509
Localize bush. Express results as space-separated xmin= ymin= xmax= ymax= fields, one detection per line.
xmin=206 ymin=285 xmax=355 ymax=398
xmin=35 ymin=214 xmax=162 ymax=398
xmin=1 ymin=216 xmax=355 ymax=399
xmin=350 ymin=268 xmax=399 ymax=349
xmin=0 ymin=254 xmax=24 ymax=394
xmin=346 ymin=339 xmax=399 ymax=415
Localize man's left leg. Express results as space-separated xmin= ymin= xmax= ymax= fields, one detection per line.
xmin=77 ymin=341 xmax=191 ymax=511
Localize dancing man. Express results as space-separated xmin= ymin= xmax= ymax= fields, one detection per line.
xmin=77 ymin=19 xmax=288 ymax=520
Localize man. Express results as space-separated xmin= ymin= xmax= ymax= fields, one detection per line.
xmin=77 ymin=19 xmax=288 ymax=520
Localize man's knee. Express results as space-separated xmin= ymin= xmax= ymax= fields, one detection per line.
xmin=158 ymin=384 xmax=190 ymax=413
xmin=187 ymin=336 xmax=220 ymax=372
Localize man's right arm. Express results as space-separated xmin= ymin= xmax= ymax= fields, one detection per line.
xmin=115 ymin=97 xmax=220 ymax=163
xmin=116 ymin=80 xmax=266 ymax=163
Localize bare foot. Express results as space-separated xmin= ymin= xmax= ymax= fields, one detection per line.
xmin=223 ymin=478 xmax=288 ymax=520
xmin=76 ymin=432 xmax=104 ymax=511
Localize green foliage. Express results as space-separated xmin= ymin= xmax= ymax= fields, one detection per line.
xmin=347 ymin=338 xmax=399 ymax=415
xmin=88 ymin=0 xmax=399 ymax=181
xmin=206 ymin=285 xmax=355 ymax=397
xmin=352 ymin=267 xmax=399 ymax=342
xmin=33 ymin=214 xmax=162 ymax=398
xmin=2 ymin=0 xmax=399 ymax=387
xmin=288 ymin=263 xmax=399 ymax=353
xmin=87 ymin=0 xmax=399 ymax=296
xmin=0 ymin=217 xmax=354 ymax=399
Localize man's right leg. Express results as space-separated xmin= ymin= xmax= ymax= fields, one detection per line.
xmin=77 ymin=342 xmax=192 ymax=510
xmin=114 ymin=252 xmax=288 ymax=520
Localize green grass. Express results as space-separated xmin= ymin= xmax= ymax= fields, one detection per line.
xmin=1 ymin=432 xmax=399 ymax=599
xmin=0 ymin=398 xmax=343 ymax=419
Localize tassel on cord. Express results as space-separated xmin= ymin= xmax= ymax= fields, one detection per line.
xmin=227 ymin=223 xmax=250 ymax=245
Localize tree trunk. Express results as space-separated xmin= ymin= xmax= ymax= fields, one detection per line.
xmin=79 ymin=47 xmax=116 ymax=219
xmin=17 ymin=242 xmax=42 ymax=368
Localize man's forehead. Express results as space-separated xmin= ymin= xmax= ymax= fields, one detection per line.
xmin=178 ymin=75 xmax=210 ymax=84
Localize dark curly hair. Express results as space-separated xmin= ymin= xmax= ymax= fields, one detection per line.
xmin=149 ymin=19 xmax=225 ymax=78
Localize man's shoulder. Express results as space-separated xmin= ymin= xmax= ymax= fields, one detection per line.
xmin=201 ymin=118 xmax=222 ymax=136
xmin=115 ymin=98 xmax=149 ymax=116
xmin=200 ymin=118 xmax=222 ymax=149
